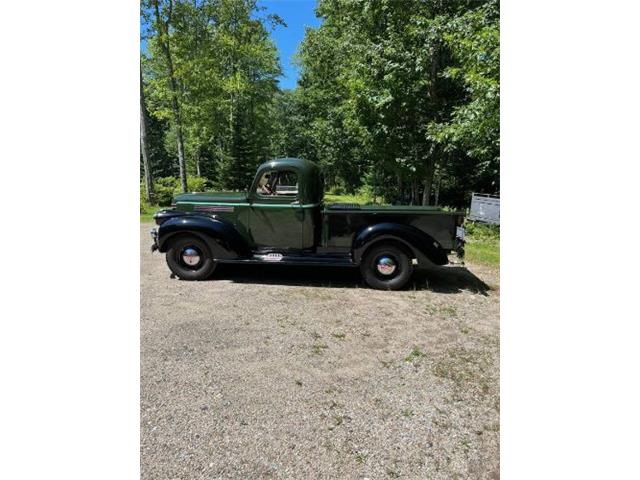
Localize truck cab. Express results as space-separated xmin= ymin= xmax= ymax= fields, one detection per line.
xmin=246 ymin=158 xmax=322 ymax=250
xmin=151 ymin=158 xmax=464 ymax=290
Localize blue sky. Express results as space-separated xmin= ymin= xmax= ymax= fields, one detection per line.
xmin=141 ymin=1 xmax=321 ymax=90
xmin=259 ymin=0 xmax=321 ymax=89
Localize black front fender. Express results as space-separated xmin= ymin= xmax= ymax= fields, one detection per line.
xmin=156 ymin=212 xmax=249 ymax=260
xmin=352 ymin=222 xmax=448 ymax=266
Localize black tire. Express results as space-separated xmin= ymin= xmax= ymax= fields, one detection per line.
xmin=165 ymin=235 xmax=217 ymax=281
xmin=360 ymin=243 xmax=413 ymax=290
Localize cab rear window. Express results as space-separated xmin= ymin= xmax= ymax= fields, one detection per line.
xmin=256 ymin=170 xmax=298 ymax=197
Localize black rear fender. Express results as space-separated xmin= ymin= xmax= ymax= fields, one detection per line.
xmin=352 ymin=223 xmax=448 ymax=266
xmin=156 ymin=213 xmax=249 ymax=260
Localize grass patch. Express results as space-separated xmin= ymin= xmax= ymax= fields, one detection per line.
xmin=432 ymin=346 xmax=493 ymax=396
xmin=405 ymin=346 xmax=426 ymax=362
xmin=355 ymin=452 xmax=369 ymax=464
xmin=465 ymin=222 xmax=500 ymax=267
xmin=401 ymin=408 xmax=414 ymax=418
xmin=140 ymin=203 xmax=161 ymax=223
xmin=440 ymin=306 xmax=457 ymax=317
xmin=466 ymin=241 xmax=500 ymax=267
xmin=424 ymin=305 xmax=438 ymax=315
xmin=311 ymin=343 xmax=329 ymax=355
xmin=424 ymin=304 xmax=457 ymax=317
xmin=328 ymin=414 xmax=347 ymax=431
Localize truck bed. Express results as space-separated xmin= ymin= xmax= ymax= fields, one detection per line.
xmin=321 ymin=203 xmax=460 ymax=251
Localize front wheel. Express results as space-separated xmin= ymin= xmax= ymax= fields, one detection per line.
xmin=360 ymin=243 xmax=413 ymax=290
xmin=165 ymin=235 xmax=217 ymax=281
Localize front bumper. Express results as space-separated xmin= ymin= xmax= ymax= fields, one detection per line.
xmin=150 ymin=228 xmax=159 ymax=252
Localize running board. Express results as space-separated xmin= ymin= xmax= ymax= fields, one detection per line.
xmin=217 ymin=253 xmax=354 ymax=267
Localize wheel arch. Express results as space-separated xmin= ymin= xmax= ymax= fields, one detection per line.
xmin=157 ymin=214 xmax=249 ymax=260
xmin=358 ymin=237 xmax=415 ymax=264
xmin=352 ymin=223 xmax=448 ymax=267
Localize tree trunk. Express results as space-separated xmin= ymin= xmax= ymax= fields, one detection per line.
xmin=422 ymin=42 xmax=441 ymax=206
xmin=422 ymin=156 xmax=436 ymax=206
xmin=195 ymin=145 xmax=201 ymax=176
xmin=410 ymin=179 xmax=418 ymax=205
xmin=420 ymin=142 xmax=438 ymax=206
xmin=140 ymin=69 xmax=154 ymax=203
xmin=153 ymin=0 xmax=188 ymax=193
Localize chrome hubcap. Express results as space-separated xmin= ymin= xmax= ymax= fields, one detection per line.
xmin=376 ymin=256 xmax=396 ymax=275
xmin=181 ymin=247 xmax=200 ymax=266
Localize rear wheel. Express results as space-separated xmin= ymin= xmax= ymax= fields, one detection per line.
xmin=360 ymin=243 xmax=413 ymax=290
xmin=165 ymin=235 xmax=217 ymax=281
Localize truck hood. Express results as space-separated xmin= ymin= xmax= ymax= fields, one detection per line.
xmin=174 ymin=191 xmax=248 ymax=204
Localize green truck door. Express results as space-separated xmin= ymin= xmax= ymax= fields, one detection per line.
xmin=248 ymin=167 xmax=307 ymax=250
xmin=249 ymin=201 xmax=304 ymax=249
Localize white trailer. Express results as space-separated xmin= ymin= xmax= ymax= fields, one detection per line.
xmin=469 ymin=193 xmax=500 ymax=225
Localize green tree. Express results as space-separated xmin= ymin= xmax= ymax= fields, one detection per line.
xmin=140 ymin=67 xmax=154 ymax=202
xmin=144 ymin=0 xmax=189 ymax=192
xmin=213 ymin=0 xmax=282 ymax=190
xmin=140 ymin=0 xmax=499 ymax=208
xmin=429 ymin=0 xmax=500 ymax=195
xmin=142 ymin=0 xmax=281 ymax=191
xmin=296 ymin=0 xmax=470 ymax=204
xmin=269 ymin=89 xmax=308 ymax=159
xmin=294 ymin=0 xmax=498 ymax=206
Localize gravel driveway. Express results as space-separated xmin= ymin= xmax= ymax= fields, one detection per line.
xmin=140 ymin=223 xmax=500 ymax=479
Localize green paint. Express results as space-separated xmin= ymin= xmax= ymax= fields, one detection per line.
xmin=176 ymin=201 xmax=320 ymax=209
xmin=161 ymin=158 xmax=462 ymax=254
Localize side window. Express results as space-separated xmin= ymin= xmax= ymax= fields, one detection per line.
xmin=256 ymin=170 xmax=298 ymax=197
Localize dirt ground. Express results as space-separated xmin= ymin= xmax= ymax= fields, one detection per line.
xmin=140 ymin=223 xmax=500 ymax=479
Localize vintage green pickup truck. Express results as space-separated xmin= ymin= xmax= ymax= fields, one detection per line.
xmin=151 ymin=158 xmax=465 ymax=290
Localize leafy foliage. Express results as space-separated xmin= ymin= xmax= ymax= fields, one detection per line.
xmin=142 ymin=0 xmax=281 ymax=190
xmin=140 ymin=0 xmax=499 ymax=209
xmin=281 ymin=0 xmax=500 ymax=206
xmin=142 ymin=176 xmax=210 ymax=206
xmin=429 ymin=0 xmax=500 ymax=197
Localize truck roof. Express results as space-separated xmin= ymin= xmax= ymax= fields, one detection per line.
xmin=260 ymin=157 xmax=317 ymax=173
xmin=255 ymin=157 xmax=323 ymax=204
